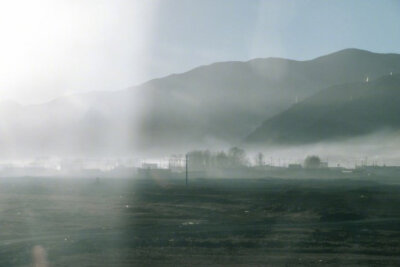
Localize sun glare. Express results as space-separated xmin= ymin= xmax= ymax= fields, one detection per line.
xmin=0 ymin=0 xmax=156 ymax=104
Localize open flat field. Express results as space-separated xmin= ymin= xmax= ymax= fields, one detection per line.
xmin=1 ymin=176 xmax=400 ymax=266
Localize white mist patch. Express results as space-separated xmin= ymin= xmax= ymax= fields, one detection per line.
xmin=246 ymin=130 xmax=400 ymax=168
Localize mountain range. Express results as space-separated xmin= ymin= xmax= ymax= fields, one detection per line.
xmin=1 ymin=48 xmax=400 ymax=157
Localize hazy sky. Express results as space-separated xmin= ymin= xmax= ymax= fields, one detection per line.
xmin=0 ymin=0 xmax=399 ymax=104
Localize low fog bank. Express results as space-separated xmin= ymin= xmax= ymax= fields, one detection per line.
xmin=0 ymin=157 xmax=140 ymax=178
xmin=1 ymin=129 xmax=400 ymax=178
xmin=245 ymin=129 xmax=400 ymax=168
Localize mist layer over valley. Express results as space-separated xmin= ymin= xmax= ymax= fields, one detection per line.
xmin=1 ymin=48 xmax=400 ymax=172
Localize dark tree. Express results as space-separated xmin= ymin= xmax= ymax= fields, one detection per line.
xmin=304 ymin=155 xmax=321 ymax=169
xmin=255 ymin=152 xmax=265 ymax=166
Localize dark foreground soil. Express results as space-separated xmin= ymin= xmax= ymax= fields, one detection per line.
xmin=0 ymin=176 xmax=400 ymax=266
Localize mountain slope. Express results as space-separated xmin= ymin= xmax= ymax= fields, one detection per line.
xmin=246 ymin=74 xmax=400 ymax=144
xmin=135 ymin=48 xmax=400 ymax=150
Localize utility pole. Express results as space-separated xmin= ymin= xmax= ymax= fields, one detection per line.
xmin=185 ymin=153 xmax=188 ymax=187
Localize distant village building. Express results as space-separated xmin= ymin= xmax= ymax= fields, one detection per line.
xmin=137 ymin=162 xmax=172 ymax=179
xmin=141 ymin=163 xmax=158 ymax=169
xmin=168 ymin=155 xmax=185 ymax=172
xmin=320 ymin=162 xmax=328 ymax=168
xmin=288 ymin=163 xmax=302 ymax=169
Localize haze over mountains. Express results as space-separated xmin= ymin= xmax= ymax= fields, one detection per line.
xmin=1 ymin=48 xmax=400 ymax=158
xmin=138 ymin=48 xmax=400 ymax=150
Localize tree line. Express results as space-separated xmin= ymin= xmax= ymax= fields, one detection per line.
xmin=188 ymin=147 xmax=250 ymax=171
xmin=187 ymin=148 xmax=323 ymax=171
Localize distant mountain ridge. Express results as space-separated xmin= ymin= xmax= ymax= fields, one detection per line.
xmin=0 ymin=48 xmax=400 ymax=157
xmin=134 ymin=48 xmax=400 ymax=150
